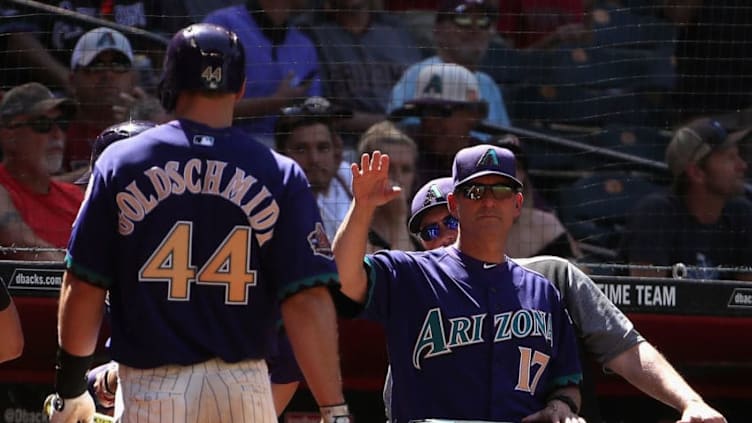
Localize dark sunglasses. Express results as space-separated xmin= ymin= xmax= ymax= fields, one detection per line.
xmin=83 ymin=60 xmax=131 ymax=74
xmin=418 ymin=215 xmax=459 ymax=242
xmin=452 ymin=14 xmax=492 ymax=30
xmin=459 ymin=183 xmax=517 ymax=201
xmin=5 ymin=116 xmax=69 ymax=133
xmin=421 ymin=102 xmax=488 ymax=118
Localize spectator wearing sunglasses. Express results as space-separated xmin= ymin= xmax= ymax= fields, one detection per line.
xmin=392 ymin=63 xmax=489 ymax=193
xmin=387 ymin=0 xmax=511 ymax=139
xmin=620 ymin=117 xmax=752 ymax=281
xmin=333 ymin=145 xmax=585 ymax=422
xmin=61 ymin=27 xmax=165 ymax=183
xmin=357 ymin=120 xmax=420 ymax=252
xmin=0 ymin=82 xmax=84 ymax=261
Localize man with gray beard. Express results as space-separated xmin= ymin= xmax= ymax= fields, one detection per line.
xmin=0 ymin=82 xmax=83 ymax=260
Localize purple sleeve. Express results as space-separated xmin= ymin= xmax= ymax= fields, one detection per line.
xmin=65 ymin=167 xmax=119 ymax=288
xmin=361 ymin=251 xmax=402 ymax=323
xmin=266 ymin=162 xmax=339 ymax=300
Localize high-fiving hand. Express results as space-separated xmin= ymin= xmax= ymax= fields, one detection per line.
xmin=351 ymin=151 xmax=402 ymax=210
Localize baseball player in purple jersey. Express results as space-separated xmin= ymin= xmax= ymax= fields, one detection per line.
xmin=394 ymin=177 xmax=727 ymax=423
xmin=333 ymin=146 xmax=584 ymax=423
xmin=65 ymin=120 xmax=303 ymax=419
xmin=49 ymin=23 xmax=349 ymax=423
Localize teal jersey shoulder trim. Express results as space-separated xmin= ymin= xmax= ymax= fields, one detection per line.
xmin=64 ymin=253 xmax=113 ymax=290
xmin=278 ymin=272 xmax=340 ymax=300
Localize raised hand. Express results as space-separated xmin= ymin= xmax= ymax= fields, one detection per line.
xmin=350 ymin=151 xmax=402 ymax=210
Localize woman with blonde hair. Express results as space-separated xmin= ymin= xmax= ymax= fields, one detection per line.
xmin=357 ymin=121 xmax=421 ymax=251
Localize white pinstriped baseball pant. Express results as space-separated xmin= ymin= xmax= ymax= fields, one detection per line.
xmin=117 ymin=357 xmax=276 ymax=423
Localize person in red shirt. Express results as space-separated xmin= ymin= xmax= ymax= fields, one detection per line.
xmin=0 ymin=82 xmax=84 ymax=260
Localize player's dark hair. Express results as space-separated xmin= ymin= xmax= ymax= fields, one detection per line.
xmin=274 ymin=97 xmax=350 ymax=151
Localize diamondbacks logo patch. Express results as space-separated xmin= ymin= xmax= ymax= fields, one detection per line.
xmin=423 ymin=183 xmax=445 ymax=207
xmin=97 ymin=31 xmax=117 ymax=48
xmin=422 ymin=74 xmax=443 ymax=96
xmin=307 ymin=222 xmax=333 ymax=259
xmin=476 ymin=148 xmax=500 ymax=168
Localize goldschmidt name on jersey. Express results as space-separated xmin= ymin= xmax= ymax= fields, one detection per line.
xmin=115 ymin=158 xmax=279 ymax=241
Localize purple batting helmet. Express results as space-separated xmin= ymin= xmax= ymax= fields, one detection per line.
xmin=158 ymin=23 xmax=245 ymax=111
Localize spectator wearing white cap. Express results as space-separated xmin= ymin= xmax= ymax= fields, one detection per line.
xmin=61 ymin=27 xmax=165 ymax=182
xmin=387 ymin=0 xmax=510 ymax=138
xmin=620 ymin=117 xmax=752 ymax=281
xmin=392 ymin=63 xmax=488 ymax=192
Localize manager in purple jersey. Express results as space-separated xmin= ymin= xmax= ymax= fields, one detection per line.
xmin=333 ymin=146 xmax=585 ymax=423
xmin=385 ymin=178 xmax=727 ymax=423
xmin=49 ymin=23 xmax=349 ymax=423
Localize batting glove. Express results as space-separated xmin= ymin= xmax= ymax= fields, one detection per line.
xmin=46 ymin=391 xmax=96 ymax=423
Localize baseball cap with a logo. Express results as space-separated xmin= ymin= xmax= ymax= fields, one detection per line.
xmin=452 ymin=144 xmax=522 ymax=188
xmin=70 ymin=27 xmax=134 ymax=70
xmin=409 ymin=63 xmax=483 ymax=107
xmin=408 ymin=177 xmax=454 ymax=233
xmin=0 ymin=82 xmax=76 ymax=123
xmin=666 ymin=118 xmax=752 ymax=177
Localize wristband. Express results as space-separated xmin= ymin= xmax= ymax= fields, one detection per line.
xmin=547 ymin=394 xmax=579 ymax=414
xmin=319 ymin=403 xmax=351 ymax=423
xmin=54 ymin=347 xmax=94 ymax=398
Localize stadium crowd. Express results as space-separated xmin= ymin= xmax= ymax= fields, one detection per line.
xmin=0 ymin=0 xmax=750 ymax=422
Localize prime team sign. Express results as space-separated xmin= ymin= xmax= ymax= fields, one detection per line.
xmin=591 ymin=276 xmax=752 ymax=317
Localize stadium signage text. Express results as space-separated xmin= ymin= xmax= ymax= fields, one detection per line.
xmin=727 ymin=288 xmax=752 ymax=309
xmin=7 ymin=268 xmax=64 ymax=291
xmin=596 ymin=283 xmax=676 ymax=308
